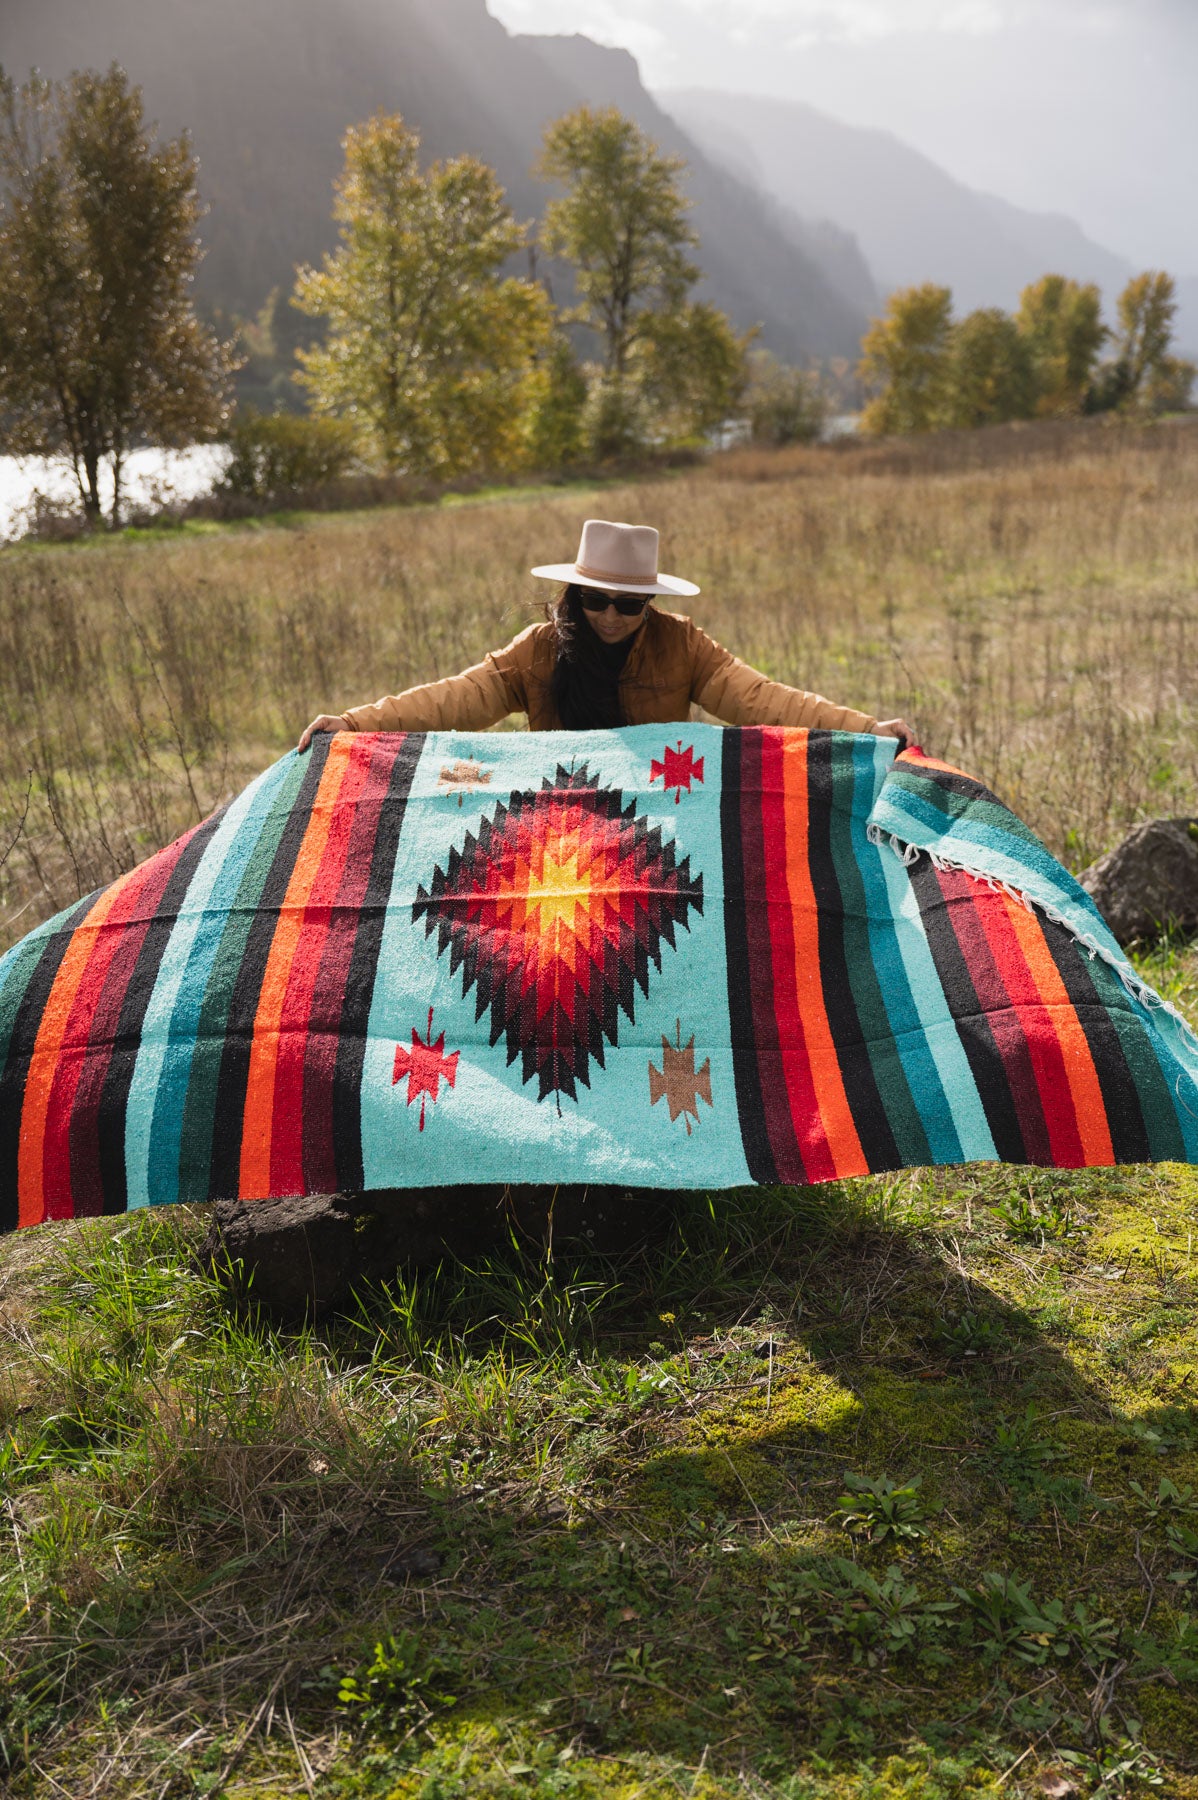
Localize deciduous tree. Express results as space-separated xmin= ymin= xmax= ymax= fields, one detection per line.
xmin=293 ymin=113 xmax=552 ymax=478
xmin=858 ymin=285 xmax=954 ymax=436
xmin=743 ymin=351 xmax=828 ymax=447
xmin=633 ymin=302 xmax=750 ymax=442
xmin=1015 ymin=275 xmax=1106 ymax=416
xmin=944 ymin=308 xmax=1035 ymax=428
xmin=1098 ymin=271 xmax=1195 ymax=414
xmin=0 ymin=65 xmax=229 ymax=527
xmin=519 ymin=331 xmax=588 ymax=470
xmin=538 ymin=107 xmax=699 ymax=380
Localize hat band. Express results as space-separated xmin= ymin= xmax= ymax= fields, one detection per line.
xmin=574 ymin=558 xmax=658 ymax=587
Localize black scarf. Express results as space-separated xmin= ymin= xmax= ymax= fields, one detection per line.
xmin=548 ymin=585 xmax=642 ymax=730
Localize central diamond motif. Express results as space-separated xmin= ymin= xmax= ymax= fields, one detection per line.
xmin=413 ymin=765 xmax=703 ymax=1101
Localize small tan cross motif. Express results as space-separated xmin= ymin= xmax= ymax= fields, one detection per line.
xmin=648 ymin=1020 xmax=713 ymax=1137
xmin=438 ymin=759 xmax=492 ymax=806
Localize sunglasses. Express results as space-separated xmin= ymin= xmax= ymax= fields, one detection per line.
xmin=577 ymin=588 xmax=651 ymax=617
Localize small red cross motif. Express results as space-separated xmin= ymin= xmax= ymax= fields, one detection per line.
xmin=650 ymin=741 xmax=705 ymax=804
xmin=392 ymin=1007 xmax=459 ymax=1130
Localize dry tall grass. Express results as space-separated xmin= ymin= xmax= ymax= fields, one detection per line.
xmin=2 ymin=415 xmax=1197 ymax=952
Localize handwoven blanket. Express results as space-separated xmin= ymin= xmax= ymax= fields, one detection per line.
xmin=3 ymin=726 xmax=1197 ymax=1229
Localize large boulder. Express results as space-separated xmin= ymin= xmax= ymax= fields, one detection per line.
xmin=197 ymin=1185 xmax=674 ymax=1316
xmin=1079 ymin=817 xmax=1198 ymax=947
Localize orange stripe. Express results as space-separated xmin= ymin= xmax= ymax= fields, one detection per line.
xmin=780 ymin=734 xmax=867 ymax=1178
xmin=17 ymin=871 xmax=140 ymax=1225
xmin=238 ymin=736 xmax=355 ymax=1197
xmin=999 ymin=893 xmax=1115 ymax=1166
xmin=901 ymin=751 xmax=972 ymax=779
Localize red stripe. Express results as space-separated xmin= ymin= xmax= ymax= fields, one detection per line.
xmin=39 ymin=851 xmax=172 ymax=1213
xmin=973 ymin=890 xmax=1087 ymax=1166
xmin=269 ymin=737 xmax=374 ymax=1196
xmin=759 ymin=730 xmax=834 ymax=1182
xmin=65 ymin=828 xmax=204 ymax=1214
xmin=936 ymin=867 xmax=1053 ymax=1164
xmin=740 ymin=730 xmax=807 ymax=1179
xmin=302 ymin=737 xmax=403 ymax=1192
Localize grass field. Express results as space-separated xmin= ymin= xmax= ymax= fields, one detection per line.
xmin=3 ymin=417 xmax=1198 ymax=1798
xmin=2 ymin=413 xmax=1198 ymax=949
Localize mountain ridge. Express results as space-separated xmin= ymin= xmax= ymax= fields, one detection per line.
xmin=0 ymin=0 xmax=871 ymax=363
xmin=663 ymin=86 xmax=1198 ymax=353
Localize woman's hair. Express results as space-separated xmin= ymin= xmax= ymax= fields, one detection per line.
xmin=547 ymin=583 xmax=640 ymax=731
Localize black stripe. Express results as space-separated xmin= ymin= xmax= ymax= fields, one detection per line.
xmin=806 ymin=734 xmax=900 ymax=1171
xmin=208 ymin=742 xmax=333 ymax=1199
xmin=0 ymin=892 xmax=98 ymax=1230
xmin=721 ymin=729 xmax=776 ymax=1182
xmin=894 ymin=766 xmax=999 ymax=806
xmin=1039 ymin=915 xmax=1150 ymax=1162
xmin=93 ymin=808 xmax=229 ymax=1214
xmin=332 ymin=734 xmax=425 ymax=1191
xmin=907 ymin=856 xmax=1028 ymax=1162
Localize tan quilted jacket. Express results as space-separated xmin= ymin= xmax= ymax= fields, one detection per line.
xmin=341 ymin=607 xmax=880 ymax=736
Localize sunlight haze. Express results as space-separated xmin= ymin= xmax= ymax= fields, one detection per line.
xmin=488 ymin=0 xmax=1196 ymax=281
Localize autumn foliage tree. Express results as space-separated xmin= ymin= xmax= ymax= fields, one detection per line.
xmin=539 ymin=107 xmax=698 ymax=380
xmin=1096 ymin=272 xmax=1195 ymax=414
xmin=0 ymin=64 xmax=229 ymax=527
xmin=944 ymin=307 xmax=1035 ymax=428
xmin=633 ymin=301 xmax=750 ymax=442
xmin=293 ymin=113 xmax=552 ymax=478
xmin=858 ymin=268 xmax=1191 ymax=439
xmin=858 ymin=284 xmax=954 ymax=436
xmin=1015 ymin=275 xmax=1106 ymax=416
xmin=538 ymin=106 xmax=747 ymax=454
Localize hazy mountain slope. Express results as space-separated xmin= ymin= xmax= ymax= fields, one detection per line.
xmin=0 ymin=0 xmax=870 ymax=361
xmin=664 ymin=87 xmax=1198 ymax=349
xmin=521 ymin=32 xmax=877 ymax=332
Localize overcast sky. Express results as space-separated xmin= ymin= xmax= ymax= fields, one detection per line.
xmin=487 ymin=0 xmax=1196 ymax=277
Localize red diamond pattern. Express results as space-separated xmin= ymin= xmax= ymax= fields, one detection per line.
xmin=413 ymin=766 xmax=703 ymax=1101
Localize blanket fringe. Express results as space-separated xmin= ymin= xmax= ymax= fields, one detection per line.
xmin=866 ymin=821 xmax=1198 ymax=1046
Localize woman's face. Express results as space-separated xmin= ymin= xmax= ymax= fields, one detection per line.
xmin=581 ymin=590 xmax=652 ymax=646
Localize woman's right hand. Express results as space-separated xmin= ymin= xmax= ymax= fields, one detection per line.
xmin=298 ymin=714 xmax=346 ymax=752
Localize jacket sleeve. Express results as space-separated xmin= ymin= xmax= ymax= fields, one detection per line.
xmin=690 ymin=626 xmax=879 ymax=734
xmin=340 ymin=635 xmax=530 ymax=734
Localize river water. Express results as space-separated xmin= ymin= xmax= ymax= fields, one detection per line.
xmin=0 ymin=445 xmax=228 ymax=541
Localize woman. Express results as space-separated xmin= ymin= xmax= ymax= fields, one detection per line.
xmin=298 ymin=518 xmax=913 ymax=749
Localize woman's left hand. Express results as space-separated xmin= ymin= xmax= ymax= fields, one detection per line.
xmin=876 ymin=717 xmax=916 ymax=751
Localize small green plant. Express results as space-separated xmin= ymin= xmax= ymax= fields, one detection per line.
xmin=834 ymin=1473 xmax=932 ymax=1544
xmin=1165 ymin=1519 xmax=1198 ymax=1585
xmin=992 ymin=1189 xmax=1087 ymax=1246
xmin=1130 ymin=1476 xmax=1198 ymax=1521
xmin=1125 ymin=1409 xmax=1198 ymax=1456
xmin=610 ymin=1641 xmax=666 ymax=1680
xmin=952 ymin=1572 xmax=1070 ymax=1667
xmin=332 ymin=1633 xmax=459 ymax=1735
xmin=1059 ymin=1721 xmax=1166 ymax=1796
xmin=937 ymin=1311 xmax=1006 ymax=1358
xmin=753 ymin=1559 xmax=957 ymax=1672
xmin=824 ymin=1562 xmax=958 ymax=1669
xmin=992 ymin=1403 xmax=1065 ymax=1472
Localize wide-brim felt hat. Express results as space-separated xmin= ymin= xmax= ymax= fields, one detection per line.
xmin=531 ymin=518 xmax=700 ymax=598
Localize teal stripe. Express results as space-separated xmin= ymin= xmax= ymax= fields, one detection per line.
xmin=831 ymin=736 xmax=931 ymax=1166
xmin=0 ymin=891 xmax=101 ymax=1081
xmin=124 ymin=757 xmax=297 ymax=1209
xmin=861 ymin=744 xmax=996 ymax=1162
xmin=0 ymin=921 xmax=66 ymax=1081
xmin=1085 ymin=955 xmax=1186 ymax=1162
xmin=884 ymin=768 xmax=1045 ymax=851
xmin=1132 ymin=997 xmax=1198 ymax=1162
xmin=872 ymin=787 xmax=1126 ymax=960
xmin=173 ymin=749 xmax=310 ymax=1204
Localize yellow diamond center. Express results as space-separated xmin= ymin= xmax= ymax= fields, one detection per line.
xmin=524 ymin=842 xmax=591 ymax=940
